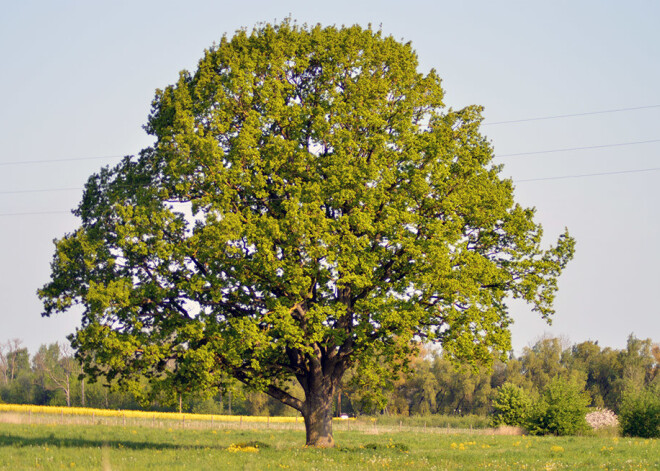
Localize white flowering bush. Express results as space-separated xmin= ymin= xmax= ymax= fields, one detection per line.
xmin=585 ymin=408 xmax=619 ymax=430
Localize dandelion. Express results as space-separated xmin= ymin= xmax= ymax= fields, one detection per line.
xmin=550 ymin=445 xmax=564 ymax=453
xmin=227 ymin=444 xmax=259 ymax=453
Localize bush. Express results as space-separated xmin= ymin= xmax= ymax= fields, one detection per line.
xmin=585 ymin=408 xmax=619 ymax=430
xmin=527 ymin=377 xmax=590 ymax=436
xmin=619 ymin=386 xmax=660 ymax=438
xmin=490 ymin=383 xmax=533 ymax=428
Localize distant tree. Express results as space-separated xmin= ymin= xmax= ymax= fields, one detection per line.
xmin=651 ymin=343 xmax=660 ymax=381
xmin=490 ymin=382 xmax=532 ymax=427
xmin=565 ymin=341 xmax=623 ymax=409
xmin=39 ymin=21 xmax=574 ymax=446
xmin=520 ymin=337 xmax=570 ymax=394
xmin=527 ymin=376 xmax=590 ymax=436
xmin=619 ymin=383 xmax=660 ymax=438
xmin=33 ymin=343 xmax=80 ymax=407
xmin=618 ymin=335 xmax=656 ymax=388
xmin=431 ymin=353 xmax=492 ymax=415
xmin=401 ymin=350 xmax=439 ymax=415
xmin=0 ymin=339 xmax=29 ymax=385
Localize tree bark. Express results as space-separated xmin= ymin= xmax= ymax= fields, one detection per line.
xmin=302 ymin=388 xmax=335 ymax=448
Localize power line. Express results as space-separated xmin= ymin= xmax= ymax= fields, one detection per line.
xmin=1 ymin=104 xmax=659 ymax=167
xmin=495 ymin=139 xmax=660 ymax=158
xmin=484 ymin=104 xmax=660 ymax=126
xmin=0 ymin=187 xmax=83 ymax=195
xmin=1 ymin=136 xmax=658 ymax=180
xmin=0 ymin=210 xmax=72 ymax=217
xmin=2 ymin=166 xmax=658 ymax=217
xmin=0 ymin=155 xmax=126 ymax=167
xmin=515 ymin=166 xmax=660 ymax=183
xmin=2 ymin=139 xmax=660 ymax=197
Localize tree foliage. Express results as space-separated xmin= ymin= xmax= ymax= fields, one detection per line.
xmin=38 ymin=21 xmax=574 ymax=446
xmin=619 ymin=384 xmax=660 ymax=438
xmin=526 ymin=376 xmax=590 ymax=436
xmin=490 ymin=382 xmax=532 ymax=427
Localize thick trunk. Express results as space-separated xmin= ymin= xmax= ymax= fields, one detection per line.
xmin=302 ymin=389 xmax=335 ymax=447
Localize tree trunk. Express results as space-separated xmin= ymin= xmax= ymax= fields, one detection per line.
xmin=302 ymin=387 xmax=335 ymax=447
xmin=65 ymin=377 xmax=71 ymax=407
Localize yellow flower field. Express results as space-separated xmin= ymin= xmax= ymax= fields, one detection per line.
xmin=0 ymin=403 xmax=307 ymax=424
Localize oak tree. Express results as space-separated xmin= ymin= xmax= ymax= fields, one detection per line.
xmin=39 ymin=21 xmax=574 ymax=447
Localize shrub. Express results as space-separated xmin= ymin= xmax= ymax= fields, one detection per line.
xmin=585 ymin=408 xmax=619 ymax=430
xmin=619 ymin=386 xmax=660 ymax=438
xmin=527 ymin=377 xmax=590 ymax=436
xmin=490 ymin=383 xmax=533 ymax=428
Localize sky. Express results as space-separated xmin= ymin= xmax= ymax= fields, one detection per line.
xmin=1 ymin=1 xmax=659 ymax=356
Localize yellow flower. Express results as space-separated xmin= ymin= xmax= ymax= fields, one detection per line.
xmin=227 ymin=444 xmax=259 ymax=453
xmin=550 ymin=445 xmax=564 ymax=453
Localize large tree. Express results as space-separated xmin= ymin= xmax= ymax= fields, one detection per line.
xmin=39 ymin=21 xmax=574 ymax=447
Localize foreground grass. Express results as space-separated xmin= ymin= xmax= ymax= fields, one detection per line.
xmin=0 ymin=422 xmax=657 ymax=470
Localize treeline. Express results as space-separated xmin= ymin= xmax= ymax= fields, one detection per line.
xmin=357 ymin=334 xmax=660 ymax=417
xmin=1 ymin=335 xmax=658 ymax=417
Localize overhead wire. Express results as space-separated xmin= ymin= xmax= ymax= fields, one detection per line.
xmin=483 ymin=104 xmax=660 ymax=125
xmin=515 ymin=166 xmax=660 ymax=183
xmin=2 ymin=165 xmax=659 ymax=217
xmin=0 ymin=155 xmax=126 ymax=167
xmin=494 ymin=139 xmax=660 ymax=159
xmin=2 ymin=104 xmax=659 ymax=216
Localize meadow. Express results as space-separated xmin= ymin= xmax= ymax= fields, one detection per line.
xmin=0 ymin=410 xmax=658 ymax=470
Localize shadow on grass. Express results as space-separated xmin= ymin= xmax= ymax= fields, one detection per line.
xmin=0 ymin=432 xmax=225 ymax=451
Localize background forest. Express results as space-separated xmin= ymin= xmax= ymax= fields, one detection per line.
xmin=1 ymin=335 xmax=658 ymax=421
xmin=0 ymin=335 xmax=660 ymax=416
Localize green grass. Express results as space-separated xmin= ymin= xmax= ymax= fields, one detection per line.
xmin=0 ymin=422 xmax=657 ymax=470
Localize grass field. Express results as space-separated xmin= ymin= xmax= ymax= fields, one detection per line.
xmin=0 ymin=417 xmax=658 ymax=470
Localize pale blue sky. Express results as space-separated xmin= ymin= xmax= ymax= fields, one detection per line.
xmin=1 ymin=1 xmax=659 ymax=354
